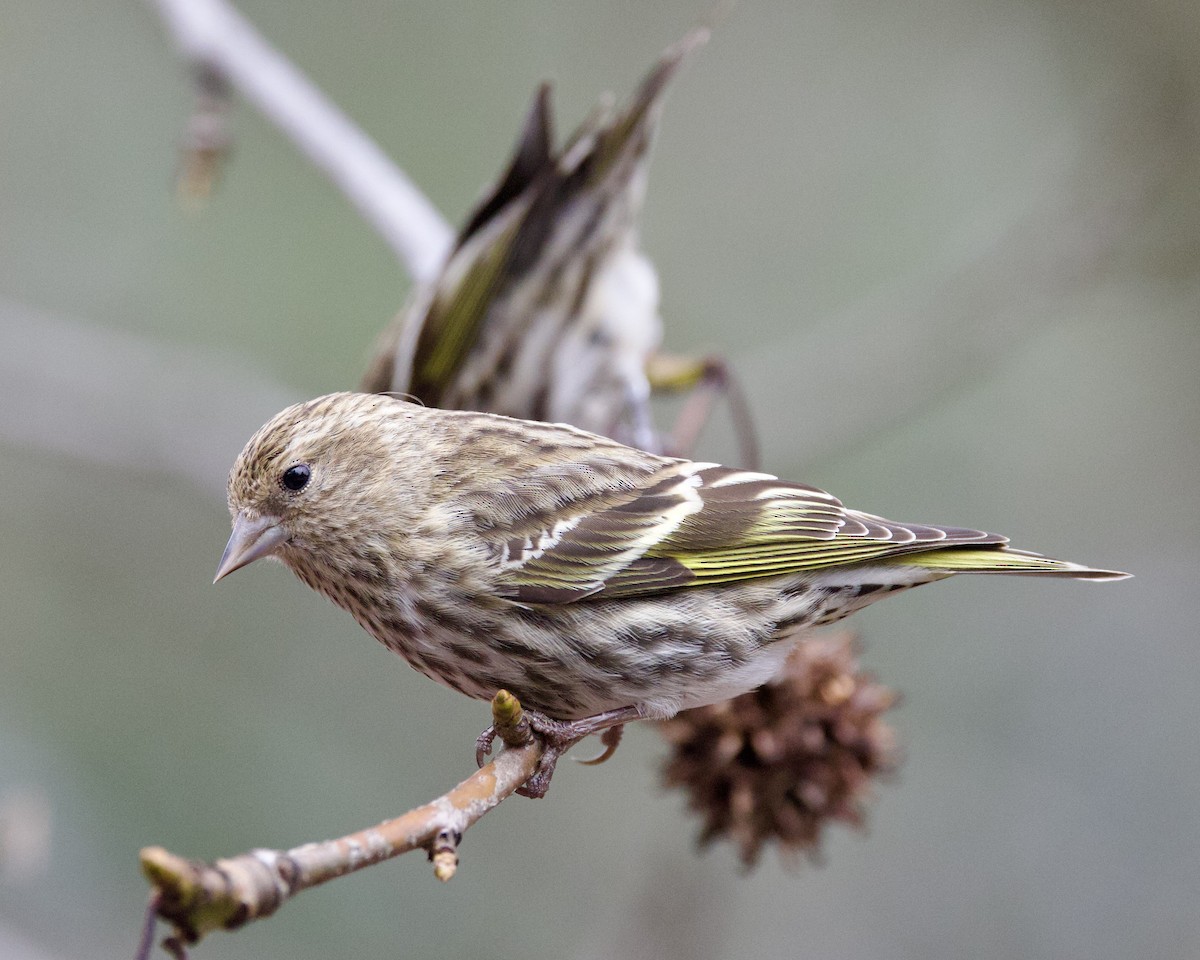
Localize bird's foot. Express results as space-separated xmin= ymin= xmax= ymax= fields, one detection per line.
xmin=577 ymin=723 xmax=625 ymax=766
xmin=474 ymin=726 xmax=499 ymax=768
xmin=475 ymin=705 xmax=640 ymax=798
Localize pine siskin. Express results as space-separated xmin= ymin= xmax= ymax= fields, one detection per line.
xmin=360 ymin=29 xmax=752 ymax=459
xmin=215 ymin=392 xmax=1128 ymax=796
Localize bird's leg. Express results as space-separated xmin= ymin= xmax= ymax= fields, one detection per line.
xmin=475 ymin=705 xmax=642 ymax=798
xmin=645 ymin=352 xmax=760 ymax=469
xmin=519 ymin=706 xmax=641 ymax=798
xmin=577 ymin=723 xmax=624 ymax=766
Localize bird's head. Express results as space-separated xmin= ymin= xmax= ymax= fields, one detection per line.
xmin=214 ymin=392 xmax=415 ymax=583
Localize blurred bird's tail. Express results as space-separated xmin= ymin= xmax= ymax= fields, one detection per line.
xmin=884 ymin=547 xmax=1131 ymax=580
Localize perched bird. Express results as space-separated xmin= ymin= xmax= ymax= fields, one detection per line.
xmin=360 ymin=28 xmax=756 ymax=464
xmin=216 ymin=392 xmax=1127 ymax=796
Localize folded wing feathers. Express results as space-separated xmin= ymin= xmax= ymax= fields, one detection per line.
xmin=497 ymin=467 xmax=704 ymax=601
xmin=494 ymin=460 xmax=1113 ymax=603
xmin=687 ymin=467 xmax=1002 ymax=547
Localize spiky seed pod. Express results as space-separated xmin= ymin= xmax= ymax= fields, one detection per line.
xmin=361 ymin=29 xmax=720 ymax=453
xmin=660 ymin=631 xmax=900 ymax=867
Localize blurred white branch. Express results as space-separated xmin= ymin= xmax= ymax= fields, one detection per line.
xmin=0 ymin=300 xmax=297 ymax=498
xmin=148 ymin=0 xmax=454 ymax=284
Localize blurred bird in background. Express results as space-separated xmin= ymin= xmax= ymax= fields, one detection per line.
xmin=361 ymin=27 xmax=758 ymax=467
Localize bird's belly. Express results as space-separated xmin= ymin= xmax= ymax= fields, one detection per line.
xmin=349 ymin=568 xmax=933 ymax=721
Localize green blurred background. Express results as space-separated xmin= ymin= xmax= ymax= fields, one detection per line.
xmin=2 ymin=1 xmax=1197 ymax=958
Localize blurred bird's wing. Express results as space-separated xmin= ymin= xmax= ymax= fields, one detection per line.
xmin=359 ymin=85 xmax=555 ymax=398
xmin=399 ymin=87 xmax=555 ymax=402
xmin=492 ymin=463 xmax=1010 ymax=603
xmin=362 ymin=30 xmax=706 ymax=431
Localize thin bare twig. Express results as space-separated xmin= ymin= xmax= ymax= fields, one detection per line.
xmin=148 ymin=0 xmax=454 ymax=283
xmin=139 ymin=692 xmax=542 ymax=954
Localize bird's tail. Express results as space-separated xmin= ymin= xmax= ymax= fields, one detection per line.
xmin=882 ymin=547 xmax=1130 ymax=580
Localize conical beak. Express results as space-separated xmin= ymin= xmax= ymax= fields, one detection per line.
xmin=214 ymin=511 xmax=290 ymax=583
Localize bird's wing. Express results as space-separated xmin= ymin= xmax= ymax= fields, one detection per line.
xmin=388 ymin=30 xmax=705 ymax=409
xmin=360 ymin=88 xmax=554 ymax=399
xmin=400 ymin=87 xmax=554 ymax=403
xmin=492 ymin=462 xmax=1002 ymax=603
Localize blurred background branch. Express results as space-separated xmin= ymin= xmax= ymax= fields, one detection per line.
xmin=149 ymin=0 xmax=453 ymax=282
xmin=0 ymin=299 xmax=295 ymax=497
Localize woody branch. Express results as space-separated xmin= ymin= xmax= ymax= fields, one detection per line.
xmin=137 ymin=692 xmax=541 ymax=958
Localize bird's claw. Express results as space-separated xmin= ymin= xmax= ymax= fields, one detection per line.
xmin=515 ymin=712 xmax=575 ymax=798
xmin=576 ymin=723 xmax=625 ymax=766
xmin=516 ymin=750 xmax=561 ymax=799
xmin=475 ymin=726 xmax=497 ymax=767
xmin=474 ymin=705 xmax=641 ymax=797
xmin=472 ymin=715 xmax=562 ymax=796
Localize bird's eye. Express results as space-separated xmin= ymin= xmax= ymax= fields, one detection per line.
xmin=281 ymin=463 xmax=311 ymax=492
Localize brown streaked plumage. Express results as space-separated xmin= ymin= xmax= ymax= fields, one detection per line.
xmin=218 ymin=392 xmax=1128 ymax=794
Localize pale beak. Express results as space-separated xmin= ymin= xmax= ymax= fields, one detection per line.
xmin=214 ymin=511 xmax=290 ymax=583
